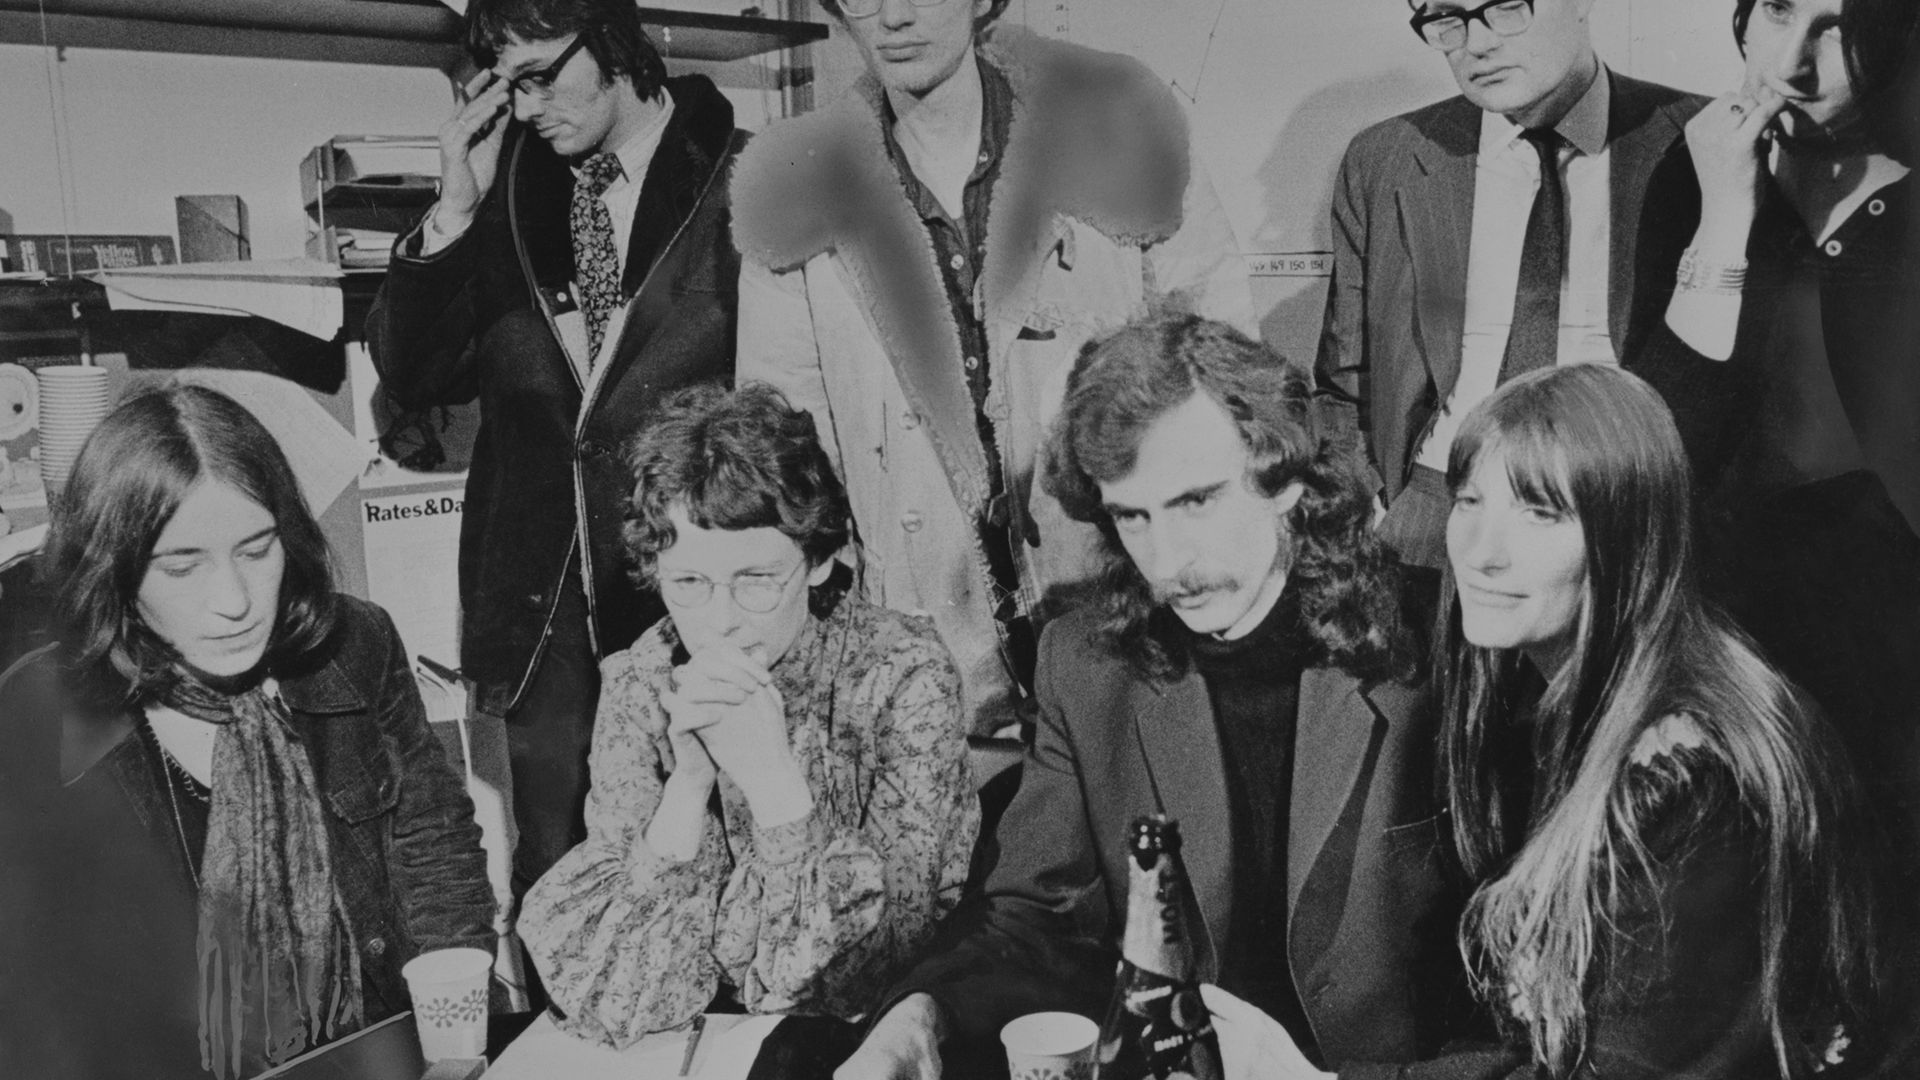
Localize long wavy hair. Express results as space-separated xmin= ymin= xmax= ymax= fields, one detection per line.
xmin=1042 ymin=313 xmax=1410 ymax=682
xmin=40 ymin=384 xmax=338 ymax=705
xmin=1439 ymin=366 xmax=1870 ymax=1077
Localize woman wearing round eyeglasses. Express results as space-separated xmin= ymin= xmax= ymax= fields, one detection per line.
xmin=517 ymin=383 xmax=979 ymax=1048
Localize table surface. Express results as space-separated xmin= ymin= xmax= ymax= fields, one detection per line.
xmin=487 ymin=1013 xmax=784 ymax=1080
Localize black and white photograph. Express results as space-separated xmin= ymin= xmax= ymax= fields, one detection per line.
xmin=1 ymin=0 xmax=1915 ymax=1077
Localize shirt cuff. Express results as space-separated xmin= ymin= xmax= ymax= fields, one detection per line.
xmin=416 ymin=203 xmax=470 ymax=257
xmin=752 ymin=808 xmax=826 ymax=867
xmin=627 ymin=831 xmax=709 ymax=894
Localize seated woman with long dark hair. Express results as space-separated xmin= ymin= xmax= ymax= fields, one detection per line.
xmin=1204 ymin=365 xmax=1895 ymax=1078
xmin=0 ymin=385 xmax=495 ymax=1079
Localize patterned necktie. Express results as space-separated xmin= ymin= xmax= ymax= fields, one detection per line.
xmin=1499 ymin=129 xmax=1568 ymax=382
xmin=570 ymin=151 xmax=624 ymax=362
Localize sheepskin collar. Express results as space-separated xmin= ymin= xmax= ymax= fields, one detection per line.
xmin=731 ymin=25 xmax=1192 ymax=516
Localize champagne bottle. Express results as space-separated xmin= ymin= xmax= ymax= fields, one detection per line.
xmin=1094 ymin=815 xmax=1224 ymax=1080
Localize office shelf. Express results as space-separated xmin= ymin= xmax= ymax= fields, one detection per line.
xmin=0 ymin=0 xmax=826 ymax=68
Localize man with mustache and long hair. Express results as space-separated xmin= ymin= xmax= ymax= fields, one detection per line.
xmin=836 ymin=313 xmax=1493 ymax=1080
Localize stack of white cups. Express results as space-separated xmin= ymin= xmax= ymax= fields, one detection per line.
xmin=35 ymin=365 xmax=112 ymax=495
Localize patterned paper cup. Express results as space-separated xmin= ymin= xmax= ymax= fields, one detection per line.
xmin=401 ymin=947 xmax=491 ymax=1061
xmin=1000 ymin=1012 xmax=1097 ymax=1080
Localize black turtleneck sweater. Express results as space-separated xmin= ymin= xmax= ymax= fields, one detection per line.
xmin=1185 ymin=590 xmax=1321 ymax=1063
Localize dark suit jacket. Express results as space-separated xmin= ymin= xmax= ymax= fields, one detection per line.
xmin=1314 ymin=72 xmax=1707 ymax=500
xmin=885 ymin=607 xmax=1483 ymax=1075
xmin=366 ymin=75 xmax=746 ymax=711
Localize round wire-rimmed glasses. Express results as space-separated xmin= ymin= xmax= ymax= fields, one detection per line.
xmin=657 ymin=560 xmax=808 ymax=614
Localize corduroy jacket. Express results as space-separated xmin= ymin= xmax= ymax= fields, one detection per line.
xmin=0 ymin=595 xmax=495 ymax=1079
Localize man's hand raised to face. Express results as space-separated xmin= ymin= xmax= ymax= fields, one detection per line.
xmin=434 ymin=68 xmax=513 ymax=236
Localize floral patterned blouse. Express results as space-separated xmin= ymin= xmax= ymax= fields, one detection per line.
xmin=518 ymin=594 xmax=979 ymax=1048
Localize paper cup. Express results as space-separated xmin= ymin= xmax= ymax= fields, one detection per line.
xmin=34 ymin=365 xmax=111 ymax=494
xmin=1000 ymin=1012 xmax=1097 ymax=1080
xmin=401 ymin=947 xmax=491 ymax=1061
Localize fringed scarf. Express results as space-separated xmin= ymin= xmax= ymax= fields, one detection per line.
xmin=161 ymin=674 xmax=363 ymax=1078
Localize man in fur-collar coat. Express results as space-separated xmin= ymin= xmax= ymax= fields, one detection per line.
xmin=731 ymin=2 xmax=1252 ymax=740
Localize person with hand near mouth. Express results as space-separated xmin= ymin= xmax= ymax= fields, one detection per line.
xmin=1646 ymin=0 xmax=1920 ymax=942
xmin=1314 ymin=0 xmax=1710 ymax=570
xmin=367 ymin=0 xmax=749 ymax=900
xmin=516 ymin=384 xmax=977 ymax=1049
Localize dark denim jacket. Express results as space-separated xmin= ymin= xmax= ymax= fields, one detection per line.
xmin=0 ymin=594 xmax=496 ymax=1079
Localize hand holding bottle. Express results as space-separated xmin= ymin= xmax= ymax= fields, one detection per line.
xmin=1199 ymin=984 xmax=1333 ymax=1080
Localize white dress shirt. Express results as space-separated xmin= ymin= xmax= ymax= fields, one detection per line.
xmin=1416 ymin=67 xmax=1616 ymax=473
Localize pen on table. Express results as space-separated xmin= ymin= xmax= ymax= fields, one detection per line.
xmin=678 ymin=1014 xmax=707 ymax=1077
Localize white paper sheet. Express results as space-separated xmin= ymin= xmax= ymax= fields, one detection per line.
xmin=92 ymin=258 xmax=344 ymax=340
xmin=360 ymin=489 xmax=464 ymax=668
xmin=488 ymin=1014 xmax=783 ymax=1080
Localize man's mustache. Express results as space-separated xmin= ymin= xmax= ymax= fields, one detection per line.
xmin=1150 ymin=570 xmax=1238 ymax=605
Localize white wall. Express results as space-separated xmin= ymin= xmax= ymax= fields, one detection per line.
xmin=3 ymin=1 xmax=1748 ymax=333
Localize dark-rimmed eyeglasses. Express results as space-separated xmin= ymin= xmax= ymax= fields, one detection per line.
xmin=502 ymin=35 xmax=588 ymax=99
xmin=1409 ymin=0 xmax=1536 ymax=50
xmin=838 ymin=0 xmax=950 ymax=19
xmin=658 ymin=561 xmax=808 ymax=614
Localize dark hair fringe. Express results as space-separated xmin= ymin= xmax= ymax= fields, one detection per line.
xmin=1733 ymin=0 xmax=1920 ymax=163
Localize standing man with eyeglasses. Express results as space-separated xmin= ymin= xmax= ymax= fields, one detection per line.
xmin=1314 ymin=0 xmax=1709 ymax=568
xmin=730 ymin=0 xmax=1253 ymax=743
xmin=367 ymin=0 xmax=747 ymax=897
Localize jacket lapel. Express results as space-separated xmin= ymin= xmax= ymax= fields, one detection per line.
xmin=1128 ymin=671 xmax=1232 ymax=976
xmin=824 ymin=123 xmax=995 ymax=518
xmin=1286 ymin=668 xmax=1386 ymax=919
xmin=1605 ymin=72 xmax=1687 ymax=355
xmin=1399 ymin=101 xmax=1479 ymax=400
xmin=593 ymin=84 xmax=735 ymax=406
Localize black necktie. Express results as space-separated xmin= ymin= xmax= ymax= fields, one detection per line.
xmin=1500 ymin=129 xmax=1567 ymax=382
xmin=570 ymin=152 xmax=624 ymax=362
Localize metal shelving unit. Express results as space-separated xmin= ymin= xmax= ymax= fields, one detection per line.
xmin=0 ymin=0 xmax=826 ymax=68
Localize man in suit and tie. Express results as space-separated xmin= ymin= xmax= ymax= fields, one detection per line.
xmin=367 ymin=0 xmax=747 ymax=894
xmin=837 ymin=314 xmax=1490 ymax=1080
xmin=1315 ymin=0 xmax=1706 ymax=567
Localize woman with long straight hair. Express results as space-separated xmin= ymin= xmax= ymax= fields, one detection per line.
xmin=0 ymin=385 xmax=495 ymax=1079
xmin=1437 ymin=364 xmax=1881 ymax=1078
xmin=1202 ymin=364 xmax=1895 ymax=1080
